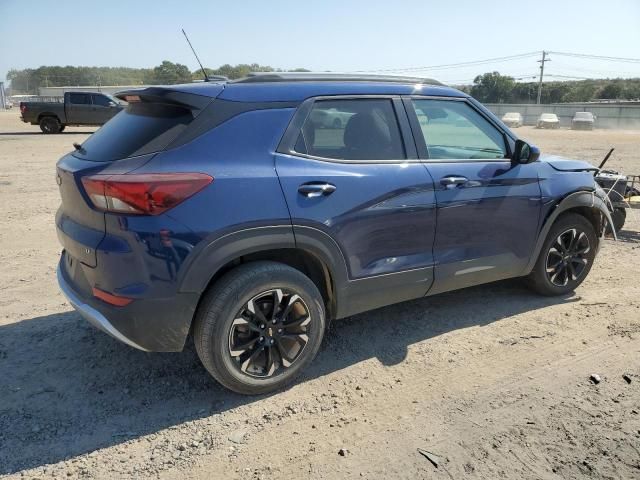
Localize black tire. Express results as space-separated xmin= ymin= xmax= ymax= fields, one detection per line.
xmin=39 ymin=116 xmax=61 ymax=134
xmin=526 ymin=213 xmax=598 ymax=296
xmin=194 ymin=261 xmax=326 ymax=395
xmin=59 ymin=125 xmax=66 ymax=132
xmin=609 ymin=208 xmax=626 ymax=233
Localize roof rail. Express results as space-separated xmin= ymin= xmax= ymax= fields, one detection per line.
xmin=232 ymin=72 xmax=443 ymax=86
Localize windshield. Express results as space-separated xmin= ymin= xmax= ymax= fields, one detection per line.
xmin=574 ymin=112 xmax=593 ymax=120
xmin=503 ymin=112 xmax=520 ymax=119
xmin=540 ymin=114 xmax=557 ymax=120
xmin=73 ymin=102 xmax=194 ymax=162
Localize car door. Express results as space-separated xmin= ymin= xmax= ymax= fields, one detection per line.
xmin=66 ymin=93 xmax=93 ymax=124
xmin=275 ymin=96 xmax=437 ymax=314
xmin=91 ymin=94 xmax=117 ymax=124
xmin=404 ymin=97 xmax=542 ymax=295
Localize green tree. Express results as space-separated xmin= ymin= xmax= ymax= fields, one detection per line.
xmin=470 ymin=72 xmax=516 ymax=103
xmin=598 ymin=82 xmax=624 ymax=100
xmin=145 ymin=61 xmax=193 ymax=85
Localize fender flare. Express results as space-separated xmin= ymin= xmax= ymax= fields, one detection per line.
xmin=525 ymin=190 xmax=614 ymax=273
xmin=177 ymin=225 xmax=350 ymax=304
xmin=178 ymin=225 xmax=296 ymax=293
xmin=37 ymin=112 xmax=61 ymax=122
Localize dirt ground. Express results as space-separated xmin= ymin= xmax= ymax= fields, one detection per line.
xmin=0 ymin=110 xmax=639 ymax=479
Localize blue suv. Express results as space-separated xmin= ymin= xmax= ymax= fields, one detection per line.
xmin=56 ymin=73 xmax=613 ymax=394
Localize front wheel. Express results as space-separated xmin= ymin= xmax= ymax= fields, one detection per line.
xmin=526 ymin=213 xmax=598 ymax=296
xmin=194 ymin=261 xmax=326 ymax=395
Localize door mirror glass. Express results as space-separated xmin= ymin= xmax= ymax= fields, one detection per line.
xmin=513 ymin=139 xmax=540 ymax=164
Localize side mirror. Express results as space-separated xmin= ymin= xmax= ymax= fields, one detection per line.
xmin=512 ymin=139 xmax=540 ymax=165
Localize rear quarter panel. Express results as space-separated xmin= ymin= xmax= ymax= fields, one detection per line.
xmin=117 ymin=107 xmax=298 ymax=295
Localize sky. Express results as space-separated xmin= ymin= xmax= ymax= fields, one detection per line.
xmin=1 ymin=0 xmax=640 ymax=86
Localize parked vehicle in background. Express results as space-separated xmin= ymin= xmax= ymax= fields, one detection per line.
xmin=309 ymin=107 xmax=353 ymax=128
xmin=20 ymin=92 xmax=124 ymax=133
xmin=537 ymin=113 xmax=560 ymax=129
xmin=55 ymin=73 xmax=613 ymax=395
xmin=572 ymin=111 xmax=595 ymax=130
xmin=501 ymin=112 xmax=523 ymax=127
xmin=4 ymin=100 xmax=12 ymax=109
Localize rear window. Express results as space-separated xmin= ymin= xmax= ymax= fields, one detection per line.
xmin=73 ymin=103 xmax=193 ymax=162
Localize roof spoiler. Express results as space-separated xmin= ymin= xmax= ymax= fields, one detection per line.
xmin=114 ymin=87 xmax=212 ymax=110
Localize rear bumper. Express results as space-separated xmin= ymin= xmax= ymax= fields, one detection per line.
xmin=57 ymin=253 xmax=199 ymax=352
xmin=57 ymin=263 xmax=150 ymax=351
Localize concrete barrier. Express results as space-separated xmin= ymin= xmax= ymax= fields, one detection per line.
xmin=485 ymin=103 xmax=640 ymax=130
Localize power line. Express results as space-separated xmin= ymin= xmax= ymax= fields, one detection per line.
xmin=357 ymin=51 xmax=541 ymax=73
xmin=550 ymin=51 xmax=640 ymax=64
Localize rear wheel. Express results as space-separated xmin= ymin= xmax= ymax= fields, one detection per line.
xmin=194 ymin=261 xmax=326 ymax=395
xmin=527 ymin=213 xmax=597 ymax=296
xmin=39 ymin=116 xmax=61 ymax=134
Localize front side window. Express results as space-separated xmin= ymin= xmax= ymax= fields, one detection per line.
xmin=92 ymin=95 xmax=112 ymax=107
xmin=295 ymin=99 xmax=405 ymax=161
xmin=412 ymin=99 xmax=507 ymax=160
xmin=69 ymin=93 xmax=90 ymax=105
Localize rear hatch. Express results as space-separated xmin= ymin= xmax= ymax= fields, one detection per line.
xmin=55 ymin=86 xmax=220 ymax=267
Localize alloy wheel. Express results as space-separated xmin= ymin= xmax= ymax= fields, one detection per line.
xmin=228 ymin=289 xmax=311 ymax=378
xmin=545 ymin=228 xmax=590 ymax=287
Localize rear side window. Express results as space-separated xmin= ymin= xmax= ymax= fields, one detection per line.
xmin=69 ymin=93 xmax=90 ymax=105
xmin=73 ymin=103 xmax=193 ymax=162
xmin=294 ymin=99 xmax=405 ymax=161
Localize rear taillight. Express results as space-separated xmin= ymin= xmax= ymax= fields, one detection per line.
xmin=81 ymin=173 xmax=213 ymax=215
xmin=20 ymin=104 xmax=26 ymax=114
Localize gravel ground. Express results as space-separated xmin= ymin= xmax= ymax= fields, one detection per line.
xmin=0 ymin=111 xmax=639 ymax=479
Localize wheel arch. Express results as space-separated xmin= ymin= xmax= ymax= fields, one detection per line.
xmin=525 ymin=190 xmax=614 ymax=274
xmin=180 ymin=226 xmax=349 ymax=326
xmin=37 ymin=112 xmax=61 ymax=122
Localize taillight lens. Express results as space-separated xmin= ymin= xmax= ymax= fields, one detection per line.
xmin=20 ymin=104 xmax=26 ymax=114
xmin=81 ymin=173 xmax=213 ymax=215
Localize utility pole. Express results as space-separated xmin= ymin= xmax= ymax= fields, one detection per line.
xmin=536 ymin=50 xmax=550 ymax=104
xmin=0 ymin=82 xmax=5 ymax=110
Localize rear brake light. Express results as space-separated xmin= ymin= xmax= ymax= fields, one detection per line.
xmin=92 ymin=287 xmax=133 ymax=307
xmin=81 ymin=173 xmax=213 ymax=215
xmin=20 ymin=104 xmax=26 ymax=114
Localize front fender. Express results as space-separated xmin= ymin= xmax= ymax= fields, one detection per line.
xmin=525 ymin=190 xmax=614 ymax=274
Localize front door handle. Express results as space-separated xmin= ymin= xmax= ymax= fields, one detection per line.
xmin=440 ymin=176 xmax=468 ymax=188
xmin=298 ymin=182 xmax=337 ymax=198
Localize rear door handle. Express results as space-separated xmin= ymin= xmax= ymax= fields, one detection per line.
xmin=298 ymin=182 xmax=336 ymax=198
xmin=440 ymin=176 xmax=468 ymax=188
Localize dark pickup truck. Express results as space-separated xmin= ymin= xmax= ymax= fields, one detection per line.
xmin=20 ymin=92 xmax=123 ymax=133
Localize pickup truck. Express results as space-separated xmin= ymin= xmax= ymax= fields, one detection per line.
xmin=20 ymin=92 xmax=124 ymax=133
